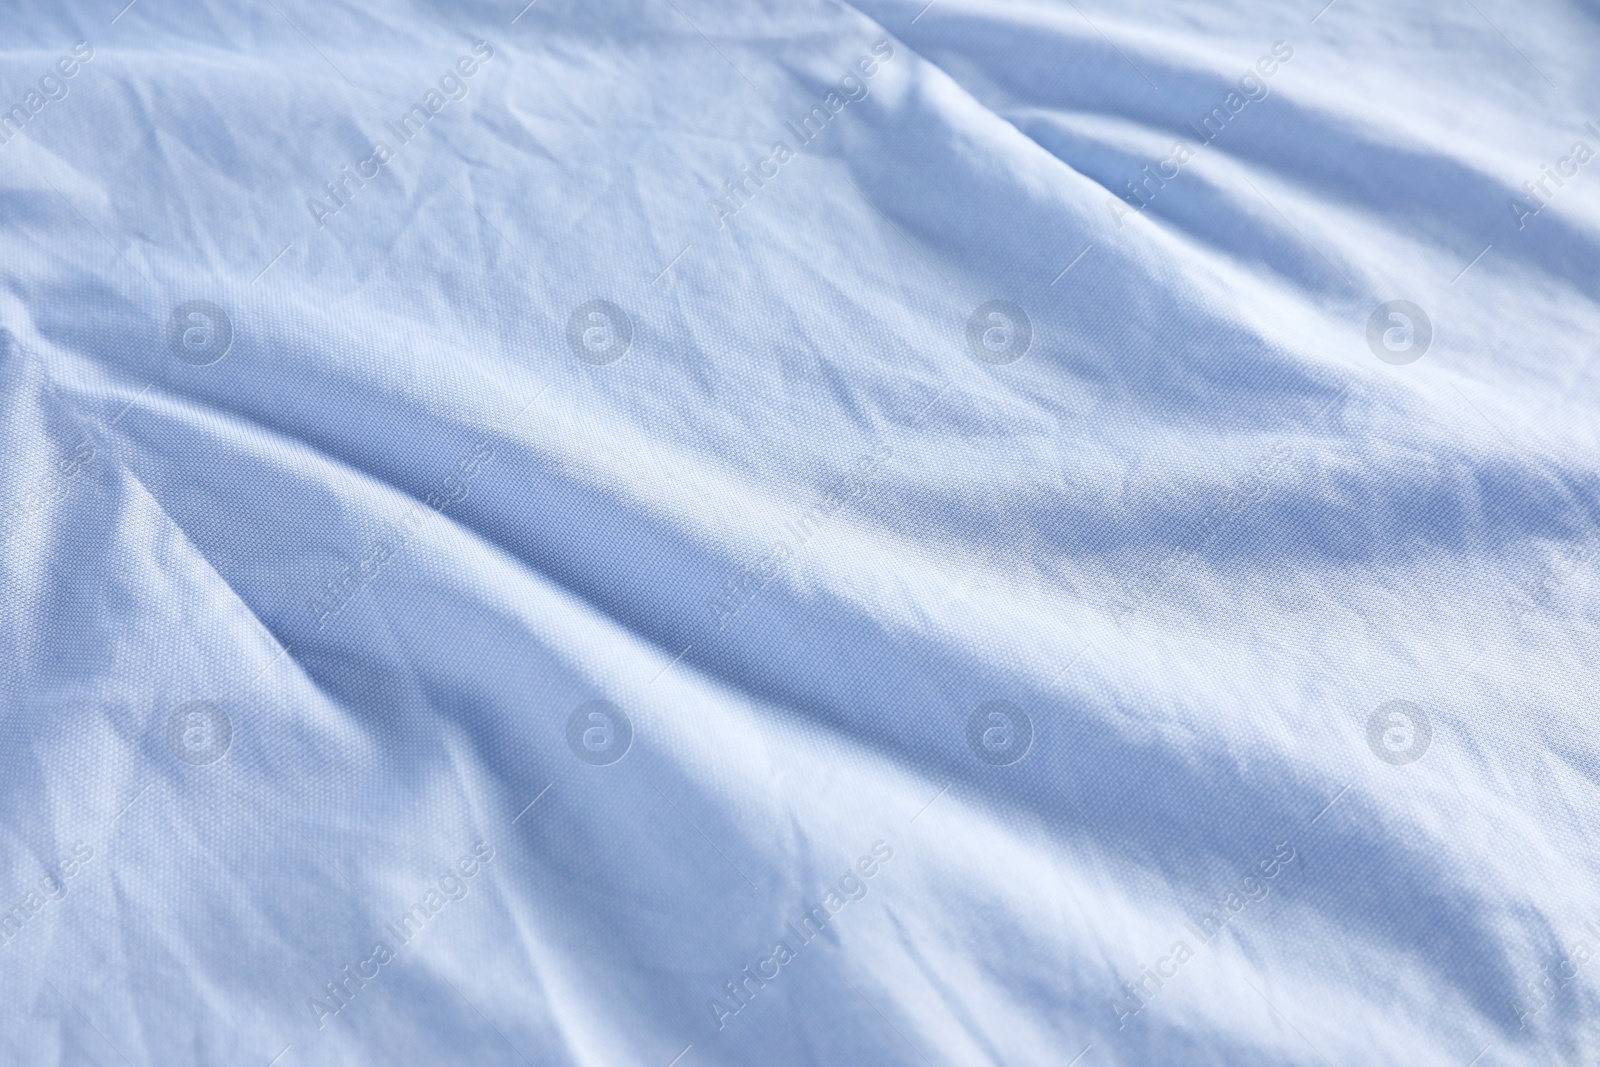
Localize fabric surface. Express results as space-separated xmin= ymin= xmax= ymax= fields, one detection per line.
xmin=2 ymin=0 xmax=1599 ymax=1064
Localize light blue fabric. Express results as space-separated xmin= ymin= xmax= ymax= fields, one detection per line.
xmin=3 ymin=1 xmax=1599 ymax=1064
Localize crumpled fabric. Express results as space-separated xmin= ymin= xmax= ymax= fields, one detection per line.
xmin=2 ymin=0 xmax=1599 ymax=1064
